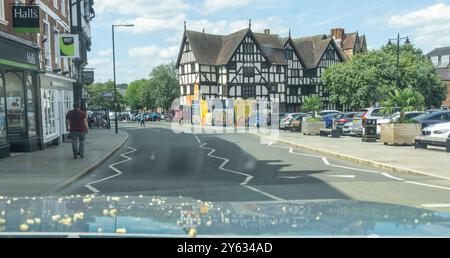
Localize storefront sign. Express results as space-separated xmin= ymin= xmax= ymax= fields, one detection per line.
xmin=57 ymin=34 xmax=80 ymax=58
xmin=0 ymin=37 xmax=38 ymax=70
xmin=12 ymin=6 xmax=40 ymax=33
xmin=81 ymin=70 xmax=95 ymax=85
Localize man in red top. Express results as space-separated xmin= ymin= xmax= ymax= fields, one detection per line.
xmin=66 ymin=103 xmax=89 ymax=159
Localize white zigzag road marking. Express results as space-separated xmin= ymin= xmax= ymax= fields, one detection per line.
xmin=84 ymin=147 xmax=139 ymax=193
xmin=197 ymin=135 xmax=285 ymax=201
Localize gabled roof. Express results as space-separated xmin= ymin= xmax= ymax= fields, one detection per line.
xmin=427 ymin=47 xmax=450 ymax=57
xmin=292 ymin=34 xmax=345 ymax=69
xmin=216 ymin=29 xmax=249 ymax=65
xmin=282 ymin=37 xmax=307 ymax=68
xmin=185 ymin=30 xmax=223 ymax=65
xmin=176 ymin=29 xmax=287 ymax=67
xmin=253 ymin=33 xmax=287 ymax=65
xmin=342 ymin=32 xmax=358 ymax=50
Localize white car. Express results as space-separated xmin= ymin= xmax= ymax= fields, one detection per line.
xmin=342 ymin=122 xmax=354 ymax=135
xmin=422 ymin=122 xmax=450 ymax=139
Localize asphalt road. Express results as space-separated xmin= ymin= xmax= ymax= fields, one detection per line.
xmin=57 ymin=123 xmax=450 ymax=213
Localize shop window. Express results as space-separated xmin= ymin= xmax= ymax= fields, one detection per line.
xmin=5 ymin=73 xmax=26 ymax=137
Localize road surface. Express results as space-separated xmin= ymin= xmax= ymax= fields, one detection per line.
xmin=57 ymin=123 xmax=450 ymax=213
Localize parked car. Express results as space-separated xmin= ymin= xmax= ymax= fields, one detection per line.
xmin=151 ymin=112 xmax=161 ymax=121
xmin=342 ymin=122 xmax=354 ymax=135
xmin=335 ymin=112 xmax=357 ymax=133
xmin=319 ymin=110 xmax=341 ymax=117
xmin=351 ymin=107 xmax=400 ymax=136
xmin=422 ymin=122 xmax=450 ymax=139
xmin=376 ymin=111 xmax=426 ymax=136
xmin=280 ymin=113 xmax=308 ymax=130
xmin=321 ymin=113 xmax=342 ymax=129
xmin=351 ymin=109 xmax=368 ymax=136
xmin=412 ymin=111 xmax=450 ymax=129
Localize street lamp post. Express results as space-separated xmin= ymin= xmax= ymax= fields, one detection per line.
xmin=388 ymin=33 xmax=411 ymax=88
xmin=112 ymin=24 xmax=134 ymax=134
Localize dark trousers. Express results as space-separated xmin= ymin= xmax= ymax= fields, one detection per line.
xmin=70 ymin=132 xmax=86 ymax=156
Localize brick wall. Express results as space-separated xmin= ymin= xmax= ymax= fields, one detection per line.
xmin=0 ymin=0 xmax=36 ymax=43
xmin=1 ymin=0 xmax=71 ymax=72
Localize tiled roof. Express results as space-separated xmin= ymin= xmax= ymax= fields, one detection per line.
xmin=427 ymin=47 xmax=450 ymax=57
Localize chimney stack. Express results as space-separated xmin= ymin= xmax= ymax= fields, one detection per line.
xmin=264 ymin=29 xmax=270 ymax=35
xmin=331 ymin=28 xmax=345 ymax=47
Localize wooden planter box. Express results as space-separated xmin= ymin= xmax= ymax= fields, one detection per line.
xmin=380 ymin=123 xmax=422 ymax=145
xmin=302 ymin=121 xmax=326 ymax=135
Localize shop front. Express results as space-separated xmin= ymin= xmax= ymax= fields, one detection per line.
xmin=0 ymin=33 xmax=41 ymax=156
xmin=40 ymin=73 xmax=75 ymax=146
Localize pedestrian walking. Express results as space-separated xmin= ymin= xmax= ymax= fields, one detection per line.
xmin=66 ymin=103 xmax=89 ymax=159
xmin=140 ymin=111 xmax=146 ymax=127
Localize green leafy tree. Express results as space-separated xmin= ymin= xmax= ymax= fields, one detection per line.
xmin=124 ymin=62 xmax=179 ymax=111
xmin=301 ymin=96 xmax=322 ymax=118
xmin=150 ymin=62 xmax=179 ymax=111
xmin=125 ymin=79 xmax=149 ymax=110
xmin=86 ymin=81 xmax=126 ymax=111
xmin=322 ymin=44 xmax=447 ymax=110
xmin=381 ymin=88 xmax=425 ymax=123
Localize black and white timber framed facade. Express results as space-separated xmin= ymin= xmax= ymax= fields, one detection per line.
xmin=176 ymin=26 xmax=358 ymax=113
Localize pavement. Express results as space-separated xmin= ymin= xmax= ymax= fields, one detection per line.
xmin=255 ymin=130 xmax=450 ymax=180
xmin=0 ymin=128 xmax=128 ymax=197
xmin=56 ymin=123 xmax=450 ymax=213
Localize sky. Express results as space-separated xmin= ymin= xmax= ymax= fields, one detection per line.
xmin=87 ymin=0 xmax=450 ymax=84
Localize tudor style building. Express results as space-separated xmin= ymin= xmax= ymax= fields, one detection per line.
xmin=176 ymin=28 xmax=288 ymax=111
xmin=176 ymin=26 xmax=367 ymax=114
xmin=284 ymin=34 xmax=347 ymax=112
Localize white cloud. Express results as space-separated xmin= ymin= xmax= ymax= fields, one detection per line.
xmin=113 ymin=14 xmax=186 ymax=34
xmin=388 ymin=3 xmax=450 ymax=28
xmin=95 ymin=0 xmax=191 ymax=18
xmin=128 ymin=45 xmax=178 ymax=60
xmin=387 ymin=3 xmax=450 ymax=52
xmin=188 ymin=16 xmax=288 ymax=35
xmin=201 ymin=0 xmax=252 ymax=14
xmin=97 ymin=48 xmax=113 ymax=57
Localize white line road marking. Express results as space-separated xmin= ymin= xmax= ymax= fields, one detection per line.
xmin=279 ymin=176 xmax=304 ymax=179
xmin=381 ymin=173 xmax=405 ymax=181
xmin=421 ymin=203 xmax=450 ymax=208
xmin=266 ymin=142 xmax=450 ymax=192
xmin=405 ymin=181 xmax=450 ymax=191
xmin=327 ymin=175 xmax=356 ymax=179
xmin=199 ymin=143 xmax=254 ymax=185
xmin=194 ymin=134 xmax=201 ymax=144
xmin=243 ymin=185 xmax=285 ymax=201
xmin=84 ymin=147 xmax=138 ymax=193
xmin=198 ymin=142 xmax=285 ymax=201
xmin=85 ymin=184 xmax=100 ymax=193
